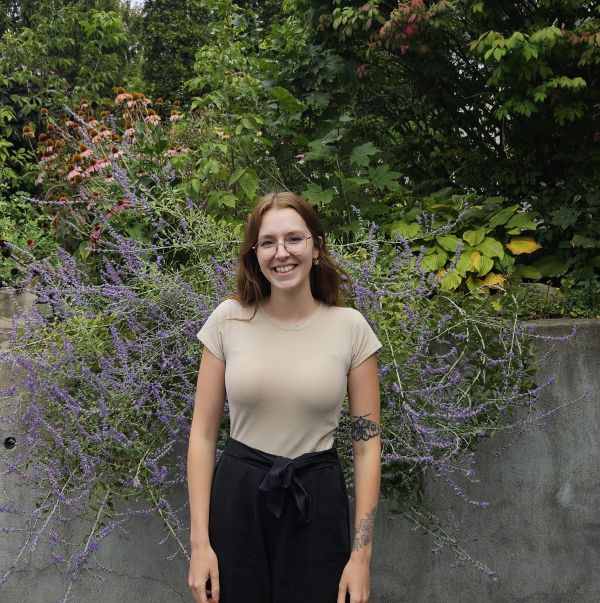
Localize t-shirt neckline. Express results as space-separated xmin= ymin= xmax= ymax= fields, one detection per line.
xmin=258 ymin=300 xmax=323 ymax=330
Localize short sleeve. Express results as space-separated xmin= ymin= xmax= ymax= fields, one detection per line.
xmin=350 ymin=310 xmax=383 ymax=370
xmin=196 ymin=302 xmax=227 ymax=361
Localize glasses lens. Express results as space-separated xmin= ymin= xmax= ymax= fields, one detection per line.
xmin=284 ymin=235 xmax=306 ymax=254
xmin=256 ymin=236 xmax=307 ymax=255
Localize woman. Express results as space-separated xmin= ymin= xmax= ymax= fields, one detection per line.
xmin=187 ymin=192 xmax=382 ymax=603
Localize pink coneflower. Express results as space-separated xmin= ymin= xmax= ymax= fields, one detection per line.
xmin=112 ymin=198 xmax=131 ymax=214
xmin=80 ymin=148 xmax=93 ymax=159
xmin=84 ymin=158 xmax=109 ymax=176
xmin=67 ymin=166 xmax=83 ymax=182
xmin=145 ymin=114 xmax=161 ymax=125
xmin=169 ymin=113 xmax=182 ymax=122
xmin=87 ymin=119 xmax=99 ymax=128
xmin=115 ymin=92 xmax=133 ymax=105
xmin=92 ymin=129 xmax=113 ymax=143
xmin=110 ymin=147 xmax=124 ymax=159
xmin=123 ymin=127 xmax=136 ymax=137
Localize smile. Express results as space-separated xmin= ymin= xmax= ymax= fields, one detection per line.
xmin=272 ymin=265 xmax=297 ymax=273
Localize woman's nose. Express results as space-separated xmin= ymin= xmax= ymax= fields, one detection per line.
xmin=274 ymin=241 xmax=291 ymax=258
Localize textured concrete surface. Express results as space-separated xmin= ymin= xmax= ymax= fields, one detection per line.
xmin=1 ymin=290 xmax=598 ymax=602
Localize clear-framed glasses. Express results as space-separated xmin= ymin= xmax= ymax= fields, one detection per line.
xmin=252 ymin=234 xmax=313 ymax=256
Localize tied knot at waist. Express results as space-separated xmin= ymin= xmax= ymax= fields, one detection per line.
xmin=223 ymin=437 xmax=339 ymax=524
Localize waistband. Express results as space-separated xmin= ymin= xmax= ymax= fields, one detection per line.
xmin=222 ymin=436 xmax=340 ymax=524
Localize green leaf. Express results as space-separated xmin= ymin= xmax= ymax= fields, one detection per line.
xmin=390 ymin=221 xmax=420 ymax=239
xmin=349 ymin=142 xmax=379 ymax=168
xmin=515 ymin=264 xmax=543 ymax=280
xmin=302 ymin=184 xmax=335 ymax=205
xmin=571 ymin=235 xmax=599 ymax=248
xmin=504 ymin=212 xmax=538 ymax=231
xmin=488 ymin=206 xmax=517 ymax=228
xmin=269 ymin=86 xmax=305 ymax=114
xmin=237 ymin=169 xmax=259 ymax=201
xmin=421 ymin=252 xmax=447 ymax=272
xmin=228 ymin=168 xmax=245 ymax=186
xmin=438 ymin=269 xmax=462 ymax=291
xmin=531 ymin=255 xmax=568 ymax=277
xmin=207 ymin=191 xmax=238 ymax=209
xmin=476 ymin=255 xmax=494 ymax=277
xmin=368 ymin=164 xmax=402 ymax=190
xmin=462 ymin=228 xmax=486 ymax=246
xmin=456 ymin=247 xmax=475 ymax=277
xmin=436 ymin=234 xmax=462 ymax=252
xmin=475 ymin=237 xmax=505 ymax=259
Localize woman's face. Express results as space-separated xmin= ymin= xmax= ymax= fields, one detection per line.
xmin=255 ymin=208 xmax=320 ymax=294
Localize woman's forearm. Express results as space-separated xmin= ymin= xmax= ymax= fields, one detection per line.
xmin=350 ymin=444 xmax=381 ymax=561
xmin=187 ymin=434 xmax=217 ymax=549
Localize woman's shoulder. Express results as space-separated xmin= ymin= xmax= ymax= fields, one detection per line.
xmin=211 ymin=297 xmax=256 ymax=320
xmin=324 ymin=303 xmax=369 ymax=325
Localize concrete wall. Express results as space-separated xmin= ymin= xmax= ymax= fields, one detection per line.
xmin=1 ymin=290 xmax=598 ymax=602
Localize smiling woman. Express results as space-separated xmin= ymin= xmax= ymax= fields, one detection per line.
xmin=187 ymin=191 xmax=383 ymax=603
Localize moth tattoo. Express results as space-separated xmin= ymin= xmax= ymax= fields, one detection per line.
xmin=351 ymin=412 xmax=380 ymax=442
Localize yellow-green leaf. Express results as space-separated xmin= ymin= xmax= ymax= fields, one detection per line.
xmin=462 ymin=228 xmax=486 ymax=246
xmin=436 ymin=268 xmax=462 ymax=291
xmin=506 ymin=236 xmax=542 ymax=255
xmin=475 ymin=237 xmax=505 ymax=259
xmin=482 ymin=272 xmax=507 ymax=289
xmin=476 ymin=255 xmax=495 ymax=276
xmin=471 ymin=250 xmax=481 ymax=271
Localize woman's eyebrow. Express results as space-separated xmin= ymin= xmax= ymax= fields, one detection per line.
xmin=258 ymin=229 xmax=305 ymax=238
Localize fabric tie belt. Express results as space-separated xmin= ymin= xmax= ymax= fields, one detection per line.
xmin=222 ymin=436 xmax=340 ymax=524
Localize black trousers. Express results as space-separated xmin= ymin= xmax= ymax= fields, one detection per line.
xmin=208 ymin=436 xmax=352 ymax=603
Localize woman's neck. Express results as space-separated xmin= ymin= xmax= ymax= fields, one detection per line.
xmin=261 ymin=290 xmax=320 ymax=323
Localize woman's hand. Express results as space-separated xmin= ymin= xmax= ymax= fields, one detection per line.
xmin=188 ymin=542 xmax=220 ymax=602
xmin=337 ymin=554 xmax=370 ymax=603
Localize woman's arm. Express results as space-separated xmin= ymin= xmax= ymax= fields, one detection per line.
xmin=338 ymin=352 xmax=381 ymax=603
xmin=187 ymin=347 xmax=226 ymax=602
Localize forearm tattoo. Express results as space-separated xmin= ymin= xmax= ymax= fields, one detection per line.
xmin=350 ymin=412 xmax=380 ymax=441
xmin=352 ymin=505 xmax=378 ymax=551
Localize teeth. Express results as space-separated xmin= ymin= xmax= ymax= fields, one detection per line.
xmin=274 ymin=265 xmax=296 ymax=273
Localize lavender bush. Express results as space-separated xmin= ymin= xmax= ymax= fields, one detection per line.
xmin=0 ymin=99 xmax=578 ymax=599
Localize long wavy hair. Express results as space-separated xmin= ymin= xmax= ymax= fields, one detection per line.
xmin=230 ymin=192 xmax=348 ymax=317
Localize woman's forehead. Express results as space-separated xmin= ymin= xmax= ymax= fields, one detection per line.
xmin=258 ymin=208 xmax=308 ymax=235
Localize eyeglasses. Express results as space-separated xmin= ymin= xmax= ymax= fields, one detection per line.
xmin=252 ymin=234 xmax=313 ymax=256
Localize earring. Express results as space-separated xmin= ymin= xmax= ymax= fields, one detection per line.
xmin=312 ymin=258 xmax=319 ymax=266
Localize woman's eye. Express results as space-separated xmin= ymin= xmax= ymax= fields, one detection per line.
xmin=259 ymin=241 xmax=274 ymax=248
xmin=288 ymin=236 xmax=304 ymax=243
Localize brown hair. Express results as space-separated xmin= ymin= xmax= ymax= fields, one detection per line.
xmin=228 ymin=191 xmax=348 ymax=318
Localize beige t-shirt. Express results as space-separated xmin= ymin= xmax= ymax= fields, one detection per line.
xmin=196 ymin=298 xmax=382 ymax=458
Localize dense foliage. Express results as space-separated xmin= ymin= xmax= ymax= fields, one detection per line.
xmin=0 ymin=0 xmax=597 ymax=596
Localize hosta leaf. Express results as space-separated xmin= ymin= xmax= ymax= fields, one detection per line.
xmin=505 ymin=212 xmax=538 ymax=231
xmin=436 ymin=268 xmax=462 ymax=291
xmin=488 ymin=206 xmax=517 ymax=228
xmin=421 ymin=252 xmax=447 ymax=272
xmin=507 ymin=236 xmax=542 ymax=254
xmin=515 ymin=264 xmax=543 ymax=280
xmin=476 ymin=255 xmax=495 ymax=276
xmin=475 ymin=237 xmax=505 ymax=259
xmin=436 ymin=234 xmax=462 ymax=252
xmin=482 ymin=272 xmax=507 ymax=289
xmin=462 ymin=228 xmax=486 ymax=246
xmin=390 ymin=221 xmax=420 ymax=239
xmin=531 ymin=255 xmax=567 ymax=277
